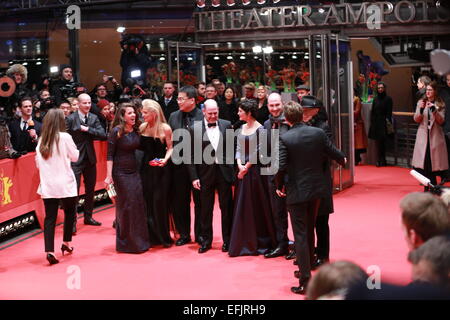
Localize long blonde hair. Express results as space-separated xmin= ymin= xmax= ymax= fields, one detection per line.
xmin=39 ymin=108 xmax=66 ymax=159
xmin=140 ymin=99 xmax=167 ymax=142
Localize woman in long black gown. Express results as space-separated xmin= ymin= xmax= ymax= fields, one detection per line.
xmin=228 ymin=99 xmax=277 ymax=257
xmin=140 ymin=99 xmax=174 ymax=247
xmin=105 ymin=103 xmax=150 ymax=253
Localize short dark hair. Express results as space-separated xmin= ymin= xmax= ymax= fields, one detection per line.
xmin=19 ymin=96 xmax=33 ymax=108
xmin=195 ymin=81 xmax=206 ymax=88
xmin=238 ymin=98 xmax=258 ymax=118
xmin=59 ymin=100 xmax=71 ymax=107
xmin=283 ymin=101 xmax=303 ymax=124
xmin=408 ymin=234 xmax=450 ymax=290
xmin=400 ymin=192 xmax=450 ymax=242
xmin=179 ymin=85 xmax=197 ymax=100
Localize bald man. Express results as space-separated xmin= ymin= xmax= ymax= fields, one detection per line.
xmin=187 ymin=99 xmax=235 ymax=253
xmin=263 ymin=93 xmax=291 ymax=258
xmin=66 ymin=93 xmax=107 ymax=234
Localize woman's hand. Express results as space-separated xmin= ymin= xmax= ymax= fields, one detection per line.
xmin=237 ymin=165 xmax=248 ymax=180
xmin=158 ymin=158 xmax=168 ymax=167
xmin=104 ymin=176 xmax=113 ymax=186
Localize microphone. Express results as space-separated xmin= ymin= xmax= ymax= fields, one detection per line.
xmin=410 ymin=170 xmax=432 ymax=187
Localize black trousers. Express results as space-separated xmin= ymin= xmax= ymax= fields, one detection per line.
xmin=267 ymin=175 xmax=289 ymax=249
xmin=376 ymin=138 xmax=387 ymax=164
xmin=171 ymin=164 xmax=201 ymax=241
xmin=288 ymin=199 xmax=320 ymax=282
xmin=72 ymin=159 xmax=97 ymax=219
xmin=199 ymin=165 xmax=233 ymax=246
xmin=315 ymin=214 xmax=330 ymax=259
xmin=43 ymin=197 xmax=77 ymax=252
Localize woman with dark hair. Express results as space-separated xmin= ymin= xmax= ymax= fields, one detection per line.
xmin=36 ymin=108 xmax=79 ymax=265
xmin=223 ymin=86 xmax=240 ymax=127
xmin=228 ymin=99 xmax=276 ymax=257
xmin=412 ymin=81 xmax=448 ymax=189
xmin=104 ymin=103 xmax=150 ymax=253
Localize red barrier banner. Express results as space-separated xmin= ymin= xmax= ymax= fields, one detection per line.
xmin=0 ymin=141 xmax=108 ymax=227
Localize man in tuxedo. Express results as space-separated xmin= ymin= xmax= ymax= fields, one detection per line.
xmin=66 ymin=93 xmax=106 ymax=234
xmin=8 ymin=97 xmax=42 ymax=154
xmin=275 ymin=101 xmax=346 ymax=295
xmin=158 ymin=82 xmax=179 ymax=121
xmin=188 ymin=99 xmax=235 ymax=253
xmin=168 ymin=85 xmax=203 ymax=246
xmin=263 ymin=93 xmax=290 ymax=259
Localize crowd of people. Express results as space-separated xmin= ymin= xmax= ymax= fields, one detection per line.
xmin=2 ymin=61 xmax=450 ymax=297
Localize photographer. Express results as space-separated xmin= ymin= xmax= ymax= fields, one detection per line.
xmin=90 ymin=75 xmax=123 ymax=105
xmin=119 ymin=34 xmax=151 ymax=88
xmin=51 ymin=65 xmax=86 ymax=106
xmin=34 ymin=89 xmax=56 ymax=121
xmin=3 ymin=64 xmax=34 ymax=118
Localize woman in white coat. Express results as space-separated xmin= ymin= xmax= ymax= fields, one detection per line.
xmin=412 ymin=81 xmax=448 ymax=189
xmin=36 ymin=108 xmax=79 ymax=265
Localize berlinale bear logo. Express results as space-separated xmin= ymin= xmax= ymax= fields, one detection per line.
xmin=0 ymin=171 xmax=13 ymax=206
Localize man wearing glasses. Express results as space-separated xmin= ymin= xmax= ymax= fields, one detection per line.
xmin=168 ymin=86 xmax=204 ymax=246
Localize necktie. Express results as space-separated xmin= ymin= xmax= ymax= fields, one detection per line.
xmin=207 ymin=122 xmax=217 ymax=128
xmin=183 ymin=113 xmax=191 ymax=129
xmin=84 ymin=115 xmax=88 ymax=125
xmin=22 ymin=121 xmax=27 ymax=132
xmin=165 ymin=98 xmax=170 ymax=106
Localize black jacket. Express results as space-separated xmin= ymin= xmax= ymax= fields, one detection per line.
xmin=158 ymin=96 xmax=179 ymax=122
xmin=187 ymin=119 xmax=235 ymax=184
xmin=66 ymin=111 xmax=107 ymax=165
xmin=8 ymin=118 xmax=42 ymax=153
xmin=275 ymin=123 xmax=345 ymax=205
xmin=368 ymin=93 xmax=393 ymax=140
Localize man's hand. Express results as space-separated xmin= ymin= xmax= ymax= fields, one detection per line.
xmin=28 ymin=129 xmax=37 ymax=140
xmin=276 ymin=189 xmax=286 ymax=198
xmin=192 ymin=179 xmax=201 ymax=190
xmin=80 ymin=125 xmax=89 ymax=132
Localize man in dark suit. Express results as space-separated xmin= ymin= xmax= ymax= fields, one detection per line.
xmin=66 ymin=93 xmax=106 ymax=234
xmin=158 ymin=82 xmax=179 ymax=121
xmin=263 ymin=93 xmax=290 ymax=259
xmin=187 ymin=99 xmax=235 ymax=254
xmin=275 ymin=101 xmax=346 ymax=295
xmin=8 ymin=97 xmax=42 ymax=154
xmin=168 ymin=85 xmax=203 ymax=246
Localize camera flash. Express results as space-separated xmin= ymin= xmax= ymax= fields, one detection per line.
xmin=130 ymin=70 xmax=141 ymax=78
xmin=50 ymin=66 xmax=59 ymax=73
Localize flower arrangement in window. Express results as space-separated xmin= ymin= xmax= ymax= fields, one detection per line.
xmin=222 ymin=62 xmax=239 ymax=84
xmin=279 ymin=67 xmax=296 ymax=93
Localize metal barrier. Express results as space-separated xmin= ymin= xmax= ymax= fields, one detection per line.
xmin=388 ymin=112 xmax=417 ymax=168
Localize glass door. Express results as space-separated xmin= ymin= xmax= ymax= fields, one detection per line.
xmin=167 ymin=41 xmax=205 ymax=89
xmin=309 ymin=34 xmax=354 ymax=191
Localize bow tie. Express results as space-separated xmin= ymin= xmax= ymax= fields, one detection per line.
xmin=207 ymin=122 xmax=217 ymax=128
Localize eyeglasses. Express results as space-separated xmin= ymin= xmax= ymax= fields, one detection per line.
xmin=177 ymin=96 xmax=190 ymax=101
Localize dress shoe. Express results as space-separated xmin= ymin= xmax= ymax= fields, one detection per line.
xmin=46 ymin=253 xmax=59 ymax=265
xmin=376 ymin=161 xmax=387 ymax=167
xmin=312 ymin=257 xmax=329 ymax=270
xmin=84 ymin=217 xmax=102 ymax=226
xmin=112 ymin=220 xmax=116 ymax=229
xmin=198 ymin=245 xmax=211 ymax=254
xmin=285 ymin=250 xmax=296 ymax=260
xmin=61 ymin=244 xmax=74 ymax=256
xmin=264 ymin=247 xmax=288 ymax=258
xmin=175 ymin=237 xmax=191 ymax=246
xmin=221 ymin=243 xmax=229 ymax=252
xmin=291 ymin=277 xmax=310 ymax=294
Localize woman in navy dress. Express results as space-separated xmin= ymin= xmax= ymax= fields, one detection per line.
xmin=105 ymin=103 xmax=150 ymax=253
xmin=228 ymin=99 xmax=277 ymax=257
xmin=140 ymin=99 xmax=174 ymax=247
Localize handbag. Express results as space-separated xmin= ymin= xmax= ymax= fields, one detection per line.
xmin=386 ymin=118 xmax=394 ymax=135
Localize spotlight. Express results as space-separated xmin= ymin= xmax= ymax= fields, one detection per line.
xmin=213 ymin=55 xmax=220 ymax=60
xmin=36 ymin=61 xmax=42 ymax=65
xmin=240 ymin=56 xmax=246 ymax=60
xmin=116 ymin=26 xmax=126 ymax=33
xmin=212 ymin=0 xmax=220 ymax=7
xmin=227 ymin=0 xmax=236 ymax=6
xmin=160 ymin=56 xmax=166 ymax=61
xmin=292 ymin=55 xmax=298 ymax=59
xmin=273 ymin=0 xmax=281 ymax=3
xmin=257 ymin=0 xmax=266 ymax=4
xmin=130 ymin=70 xmax=141 ymax=78
xmin=22 ymin=62 xmax=28 ymax=66
xmin=227 ymin=56 xmax=233 ymax=60
xmin=263 ymin=46 xmax=273 ymax=54
xmin=252 ymin=45 xmax=262 ymax=54
xmin=318 ymin=8 xmax=325 ymax=14
xmin=242 ymin=0 xmax=251 ymax=5
xmin=279 ymin=55 xmax=285 ymax=59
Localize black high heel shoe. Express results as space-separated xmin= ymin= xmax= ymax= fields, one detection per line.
xmin=46 ymin=253 xmax=59 ymax=265
xmin=61 ymin=244 xmax=74 ymax=256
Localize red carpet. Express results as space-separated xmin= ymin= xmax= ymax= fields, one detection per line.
xmin=0 ymin=165 xmax=420 ymax=300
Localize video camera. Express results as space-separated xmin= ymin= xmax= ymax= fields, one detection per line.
xmin=125 ymin=78 xmax=147 ymax=99
xmin=60 ymin=82 xmax=86 ymax=100
xmin=120 ymin=34 xmax=146 ymax=52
